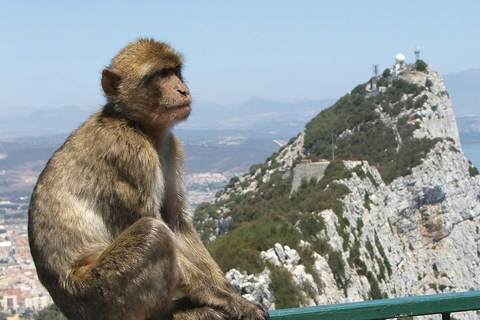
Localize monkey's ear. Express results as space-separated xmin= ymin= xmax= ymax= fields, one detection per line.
xmin=101 ymin=69 xmax=121 ymax=100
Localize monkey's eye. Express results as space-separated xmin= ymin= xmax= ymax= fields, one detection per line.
xmin=155 ymin=69 xmax=173 ymax=78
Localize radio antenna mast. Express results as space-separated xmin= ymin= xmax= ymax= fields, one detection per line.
xmin=373 ymin=64 xmax=379 ymax=77
xmin=332 ymin=133 xmax=335 ymax=161
xmin=414 ymin=46 xmax=420 ymax=61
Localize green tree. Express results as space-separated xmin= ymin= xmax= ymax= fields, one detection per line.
xmin=469 ymin=165 xmax=479 ymax=177
xmin=382 ymin=68 xmax=391 ymax=78
xmin=20 ymin=308 xmax=34 ymax=320
xmin=416 ymin=59 xmax=427 ymax=72
xmin=35 ymin=304 xmax=67 ymax=320
xmin=377 ymin=77 xmax=388 ymax=87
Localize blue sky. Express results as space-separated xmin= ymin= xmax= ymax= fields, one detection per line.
xmin=1 ymin=1 xmax=479 ymax=115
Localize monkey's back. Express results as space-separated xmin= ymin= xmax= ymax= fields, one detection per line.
xmin=28 ymin=111 xmax=162 ymax=296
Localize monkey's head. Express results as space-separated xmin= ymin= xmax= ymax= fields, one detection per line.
xmin=101 ymin=38 xmax=192 ymax=132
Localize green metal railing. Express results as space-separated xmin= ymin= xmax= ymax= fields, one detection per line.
xmin=270 ymin=291 xmax=480 ymax=320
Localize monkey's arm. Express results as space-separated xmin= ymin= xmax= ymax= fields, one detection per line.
xmin=174 ymin=220 xmax=269 ymax=320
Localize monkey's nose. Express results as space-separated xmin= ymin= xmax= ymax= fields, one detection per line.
xmin=177 ymin=88 xmax=189 ymax=97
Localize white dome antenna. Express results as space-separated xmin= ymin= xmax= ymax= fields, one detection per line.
xmin=395 ymin=53 xmax=406 ymax=63
xmin=393 ymin=53 xmax=406 ymax=73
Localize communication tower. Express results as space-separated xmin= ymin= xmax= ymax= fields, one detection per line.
xmin=414 ymin=46 xmax=420 ymax=61
xmin=373 ymin=64 xmax=379 ymax=78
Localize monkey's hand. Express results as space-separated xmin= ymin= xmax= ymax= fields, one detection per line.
xmin=170 ymin=296 xmax=228 ymax=320
xmin=218 ymin=295 xmax=269 ymax=320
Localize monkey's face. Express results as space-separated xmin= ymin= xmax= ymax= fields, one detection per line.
xmin=101 ymin=40 xmax=192 ymax=130
xmin=150 ymin=67 xmax=192 ymax=124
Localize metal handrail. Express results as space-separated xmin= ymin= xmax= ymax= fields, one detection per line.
xmin=270 ymin=291 xmax=480 ymax=320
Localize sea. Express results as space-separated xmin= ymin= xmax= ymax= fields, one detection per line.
xmin=462 ymin=143 xmax=480 ymax=169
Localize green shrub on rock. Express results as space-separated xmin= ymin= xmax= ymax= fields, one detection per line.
xmin=416 ymin=59 xmax=427 ymax=72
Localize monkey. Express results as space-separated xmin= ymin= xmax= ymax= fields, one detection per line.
xmin=28 ymin=39 xmax=269 ymax=320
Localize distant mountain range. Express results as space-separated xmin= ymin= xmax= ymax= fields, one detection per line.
xmin=0 ymin=105 xmax=94 ymax=138
xmin=181 ymin=98 xmax=336 ymax=136
xmin=443 ymin=68 xmax=480 ymax=116
xmin=0 ymin=99 xmax=335 ymax=140
xmin=0 ymin=68 xmax=479 ymax=140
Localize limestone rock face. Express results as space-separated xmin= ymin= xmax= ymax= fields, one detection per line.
xmin=260 ymin=244 xmax=301 ymax=267
xmin=338 ymin=148 xmax=480 ymax=301
xmin=226 ymin=268 xmax=275 ymax=310
xmin=214 ymin=65 xmax=480 ymax=318
xmin=399 ymin=66 xmax=461 ymax=146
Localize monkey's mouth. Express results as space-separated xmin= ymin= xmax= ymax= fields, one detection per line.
xmin=169 ymin=103 xmax=191 ymax=110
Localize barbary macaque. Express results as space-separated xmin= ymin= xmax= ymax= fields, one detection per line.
xmin=28 ymin=38 xmax=269 ymax=320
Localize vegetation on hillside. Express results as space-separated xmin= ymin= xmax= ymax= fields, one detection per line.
xmin=203 ymin=160 xmax=355 ymax=306
xmin=382 ymin=68 xmax=391 ymax=78
xmin=207 ymin=160 xmax=352 ymax=271
xmin=469 ymin=161 xmax=479 ymax=177
xmin=415 ymin=59 xmax=428 ymax=72
xmin=202 ymin=159 xmax=392 ymax=302
xmin=304 ymin=78 xmax=440 ymax=184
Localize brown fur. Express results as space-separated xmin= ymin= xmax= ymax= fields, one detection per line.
xmin=28 ymin=39 xmax=269 ymax=320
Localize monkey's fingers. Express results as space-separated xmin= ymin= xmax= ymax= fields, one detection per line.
xmin=217 ymin=296 xmax=269 ymax=320
xmin=241 ymin=303 xmax=270 ymax=320
xmin=172 ymin=305 xmax=227 ymax=320
xmin=256 ymin=303 xmax=270 ymax=320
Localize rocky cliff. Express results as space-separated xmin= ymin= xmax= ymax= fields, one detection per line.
xmin=194 ymin=63 xmax=480 ymax=315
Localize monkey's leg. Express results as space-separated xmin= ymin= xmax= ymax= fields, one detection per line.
xmin=66 ymin=216 xmax=179 ymax=320
xmin=173 ymin=222 xmax=269 ymax=320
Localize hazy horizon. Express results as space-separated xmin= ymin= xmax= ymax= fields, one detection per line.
xmin=2 ymin=1 xmax=480 ymax=116
xmin=1 ymin=67 xmax=478 ymax=118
